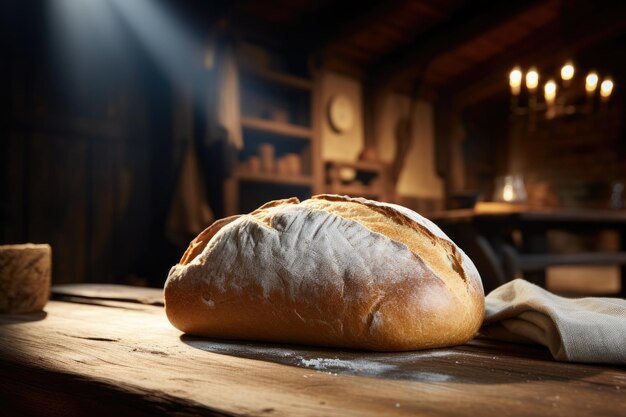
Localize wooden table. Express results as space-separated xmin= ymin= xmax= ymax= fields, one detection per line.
xmin=429 ymin=204 xmax=626 ymax=295
xmin=1 ymin=286 xmax=625 ymax=417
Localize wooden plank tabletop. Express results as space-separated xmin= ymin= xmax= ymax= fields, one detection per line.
xmin=1 ymin=295 xmax=625 ymax=417
xmin=428 ymin=203 xmax=626 ymax=224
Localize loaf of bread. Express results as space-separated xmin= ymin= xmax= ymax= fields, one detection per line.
xmin=164 ymin=195 xmax=484 ymax=351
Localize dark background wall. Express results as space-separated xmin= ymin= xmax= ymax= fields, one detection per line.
xmin=2 ymin=0 xmax=625 ymax=287
xmin=0 ymin=0 xmax=208 ymax=286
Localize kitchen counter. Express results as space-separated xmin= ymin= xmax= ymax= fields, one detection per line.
xmin=0 ymin=285 xmax=624 ymax=416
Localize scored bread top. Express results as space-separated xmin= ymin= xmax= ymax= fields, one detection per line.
xmin=298 ymin=196 xmax=471 ymax=296
xmin=179 ymin=194 xmax=480 ymax=298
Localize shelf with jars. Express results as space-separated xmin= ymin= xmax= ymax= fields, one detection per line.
xmin=223 ymin=50 xmax=322 ymax=215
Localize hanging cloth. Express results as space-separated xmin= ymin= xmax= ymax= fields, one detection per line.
xmin=214 ymin=42 xmax=243 ymax=150
xmin=166 ymin=142 xmax=214 ymax=247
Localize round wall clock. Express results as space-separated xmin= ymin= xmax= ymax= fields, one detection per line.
xmin=327 ymin=94 xmax=355 ymax=133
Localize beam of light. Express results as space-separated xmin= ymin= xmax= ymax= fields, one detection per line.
xmin=108 ymin=0 xmax=207 ymax=89
xmin=48 ymin=0 xmax=213 ymax=108
xmin=48 ymin=0 xmax=131 ymax=96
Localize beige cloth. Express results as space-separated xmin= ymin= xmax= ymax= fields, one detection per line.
xmin=482 ymin=279 xmax=626 ymax=364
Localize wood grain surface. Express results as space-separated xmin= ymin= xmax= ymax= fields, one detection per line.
xmin=1 ymin=299 xmax=625 ymax=417
xmin=51 ymin=283 xmax=164 ymax=306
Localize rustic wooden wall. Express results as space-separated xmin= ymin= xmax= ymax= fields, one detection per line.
xmin=456 ymin=90 xmax=625 ymax=209
xmin=507 ymin=102 xmax=625 ymax=208
xmin=0 ymin=3 xmax=183 ymax=286
xmin=1 ymin=69 xmax=159 ymax=284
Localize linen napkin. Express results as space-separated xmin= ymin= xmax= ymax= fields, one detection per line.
xmin=481 ymin=279 xmax=626 ymax=364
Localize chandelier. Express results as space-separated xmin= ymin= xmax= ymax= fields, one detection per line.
xmin=508 ymin=62 xmax=614 ymax=129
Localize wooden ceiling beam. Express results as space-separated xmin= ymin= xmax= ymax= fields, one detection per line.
xmin=220 ymin=1 xmax=406 ymax=56
xmin=300 ymin=0 xmax=409 ymax=55
xmin=368 ymin=0 xmax=542 ymax=87
xmin=208 ymin=0 xmax=290 ymax=51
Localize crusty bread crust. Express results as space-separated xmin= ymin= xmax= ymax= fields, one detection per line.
xmin=164 ymin=194 xmax=484 ymax=351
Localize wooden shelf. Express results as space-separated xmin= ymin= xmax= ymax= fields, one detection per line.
xmin=224 ymin=52 xmax=320 ymax=216
xmin=241 ymin=117 xmax=312 ymax=139
xmin=327 ymin=184 xmax=385 ymax=198
xmin=236 ymin=170 xmax=314 ymax=187
xmin=324 ymin=159 xmax=389 ymax=200
xmin=325 ymin=160 xmax=386 ymax=172
xmin=241 ymin=66 xmax=313 ymax=90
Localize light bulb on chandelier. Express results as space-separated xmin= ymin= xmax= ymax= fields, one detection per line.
xmin=508 ymin=61 xmax=614 ymax=128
